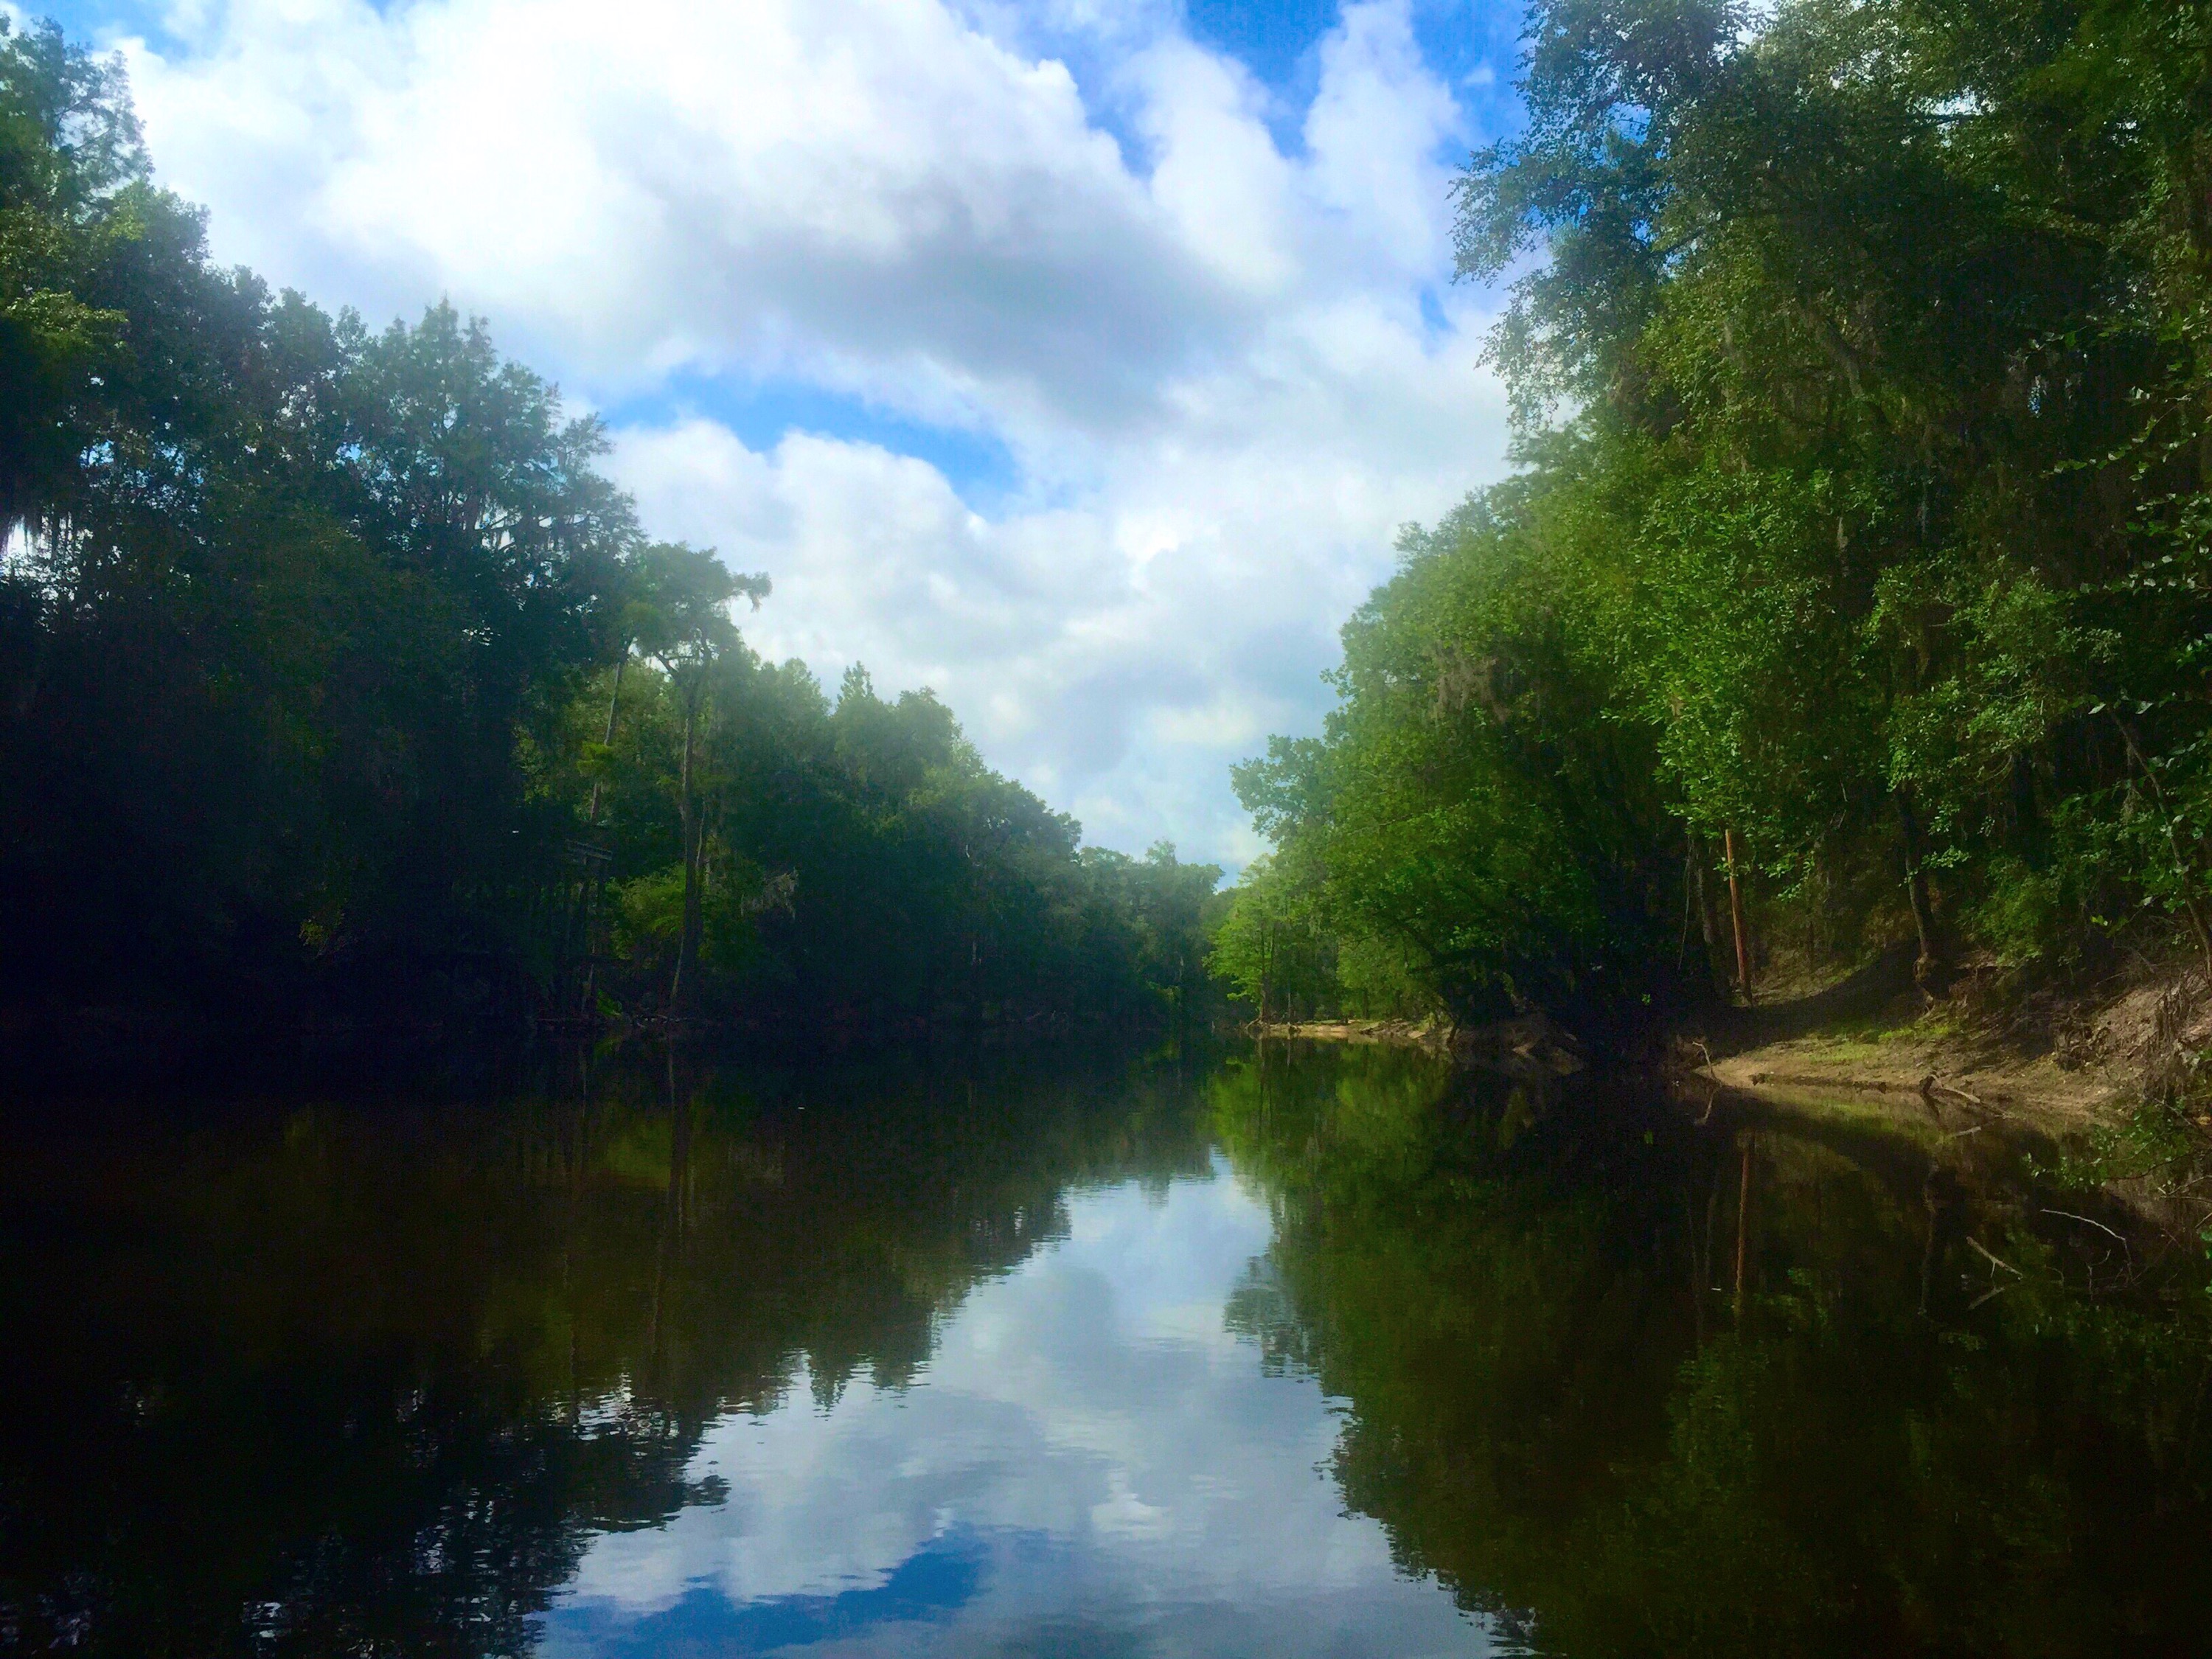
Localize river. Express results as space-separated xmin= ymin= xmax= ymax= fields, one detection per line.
xmin=3 ymin=1040 xmax=2208 ymax=1656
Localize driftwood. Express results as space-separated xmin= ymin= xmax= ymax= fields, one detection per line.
xmin=1454 ymin=1012 xmax=1587 ymax=1078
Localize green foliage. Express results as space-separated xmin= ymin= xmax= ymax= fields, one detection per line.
xmin=1231 ymin=485 xmax=1680 ymax=1021
xmin=0 ymin=17 xmax=142 ymax=529
xmin=0 ymin=22 xmax=1217 ymax=1032
xmin=1233 ymin=0 xmax=2212 ymax=1018
xmin=545 ymin=650 xmax=1223 ymax=1024
xmin=1208 ymin=855 xmax=1335 ymax=1020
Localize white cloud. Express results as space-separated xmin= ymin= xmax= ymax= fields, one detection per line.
xmin=114 ymin=0 xmax=1513 ymax=862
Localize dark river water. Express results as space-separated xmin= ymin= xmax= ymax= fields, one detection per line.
xmin=4 ymin=1040 xmax=2211 ymax=1658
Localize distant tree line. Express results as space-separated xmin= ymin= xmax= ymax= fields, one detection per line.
xmin=1216 ymin=0 xmax=2212 ymax=1028
xmin=0 ymin=19 xmax=1222 ymax=1035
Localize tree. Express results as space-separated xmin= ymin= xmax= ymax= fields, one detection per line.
xmin=1231 ymin=0 xmax=2212 ymax=1018
xmin=0 ymin=18 xmax=140 ymax=531
xmin=1209 ymin=856 xmax=1326 ymax=1022
xmin=0 ymin=17 xmax=1269 ymax=1040
xmin=624 ymin=543 xmax=768 ymax=1012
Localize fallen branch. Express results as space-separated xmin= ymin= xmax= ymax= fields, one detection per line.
xmin=2042 ymin=1207 xmax=2125 ymax=1244
xmin=1920 ymin=1073 xmax=1986 ymax=1107
xmin=1966 ymin=1237 xmax=2023 ymax=1278
xmin=2045 ymin=1206 xmax=2135 ymax=1283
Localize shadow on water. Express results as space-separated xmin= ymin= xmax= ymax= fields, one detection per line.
xmin=2 ymin=1037 xmax=2209 ymax=1656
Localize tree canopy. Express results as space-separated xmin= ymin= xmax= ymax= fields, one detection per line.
xmin=0 ymin=17 xmax=1220 ymax=1039
xmin=1222 ymin=0 xmax=2212 ymax=1026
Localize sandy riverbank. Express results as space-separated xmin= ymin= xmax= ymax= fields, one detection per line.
xmin=1677 ymin=943 xmax=2207 ymax=1147
xmin=1258 ymin=943 xmax=2208 ymax=1150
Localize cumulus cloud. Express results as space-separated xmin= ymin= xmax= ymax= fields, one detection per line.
xmin=112 ymin=0 xmax=1514 ymax=862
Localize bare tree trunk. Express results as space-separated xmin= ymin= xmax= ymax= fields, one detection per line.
xmin=2115 ymin=717 xmax=2212 ymax=983
xmin=1894 ymin=789 xmax=1941 ymax=981
xmin=1697 ymin=854 xmax=1719 ymax=957
xmin=577 ymin=655 xmax=627 ymax=1018
xmin=1724 ymin=829 xmax=1753 ymax=1005
xmin=1685 ymin=834 xmax=1721 ymax=987
xmin=669 ymin=689 xmax=703 ymax=1012
xmin=588 ymin=654 xmax=625 ymax=827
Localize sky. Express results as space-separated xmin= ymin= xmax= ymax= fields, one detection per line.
xmin=30 ymin=0 xmax=1525 ymax=866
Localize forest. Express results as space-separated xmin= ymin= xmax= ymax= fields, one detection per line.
xmin=17 ymin=0 xmax=2212 ymax=1052
xmin=1213 ymin=0 xmax=2212 ymax=1033
xmin=0 ymin=19 xmax=1222 ymax=1040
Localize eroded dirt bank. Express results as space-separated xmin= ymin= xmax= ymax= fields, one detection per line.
xmin=1679 ymin=944 xmax=2208 ymax=1143
xmin=1261 ymin=945 xmax=2207 ymax=1155
xmin=1662 ymin=946 xmax=2212 ymax=1256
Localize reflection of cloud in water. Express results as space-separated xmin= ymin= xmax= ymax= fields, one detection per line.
xmin=540 ymin=1158 xmax=1497 ymax=1656
xmin=546 ymin=1529 xmax=990 ymax=1654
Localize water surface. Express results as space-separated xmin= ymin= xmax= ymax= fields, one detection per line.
xmin=3 ymin=1042 xmax=2208 ymax=1656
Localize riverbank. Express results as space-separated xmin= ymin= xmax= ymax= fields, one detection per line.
xmin=1656 ymin=945 xmax=2212 ymax=1262
xmin=1261 ymin=945 xmax=2208 ymax=1155
xmin=1252 ymin=1012 xmax=1592 ymax=1078
xmin=1693 ymin=1021 xmax=2112 ymax=1137
xmin=1679 ymin=945 xmax=2209 ymax=1144
xmin=0 ymin=996 xmax=1204 ymax=1094
xmin=1251 ymin=1017 xmax=1451 ymax=1048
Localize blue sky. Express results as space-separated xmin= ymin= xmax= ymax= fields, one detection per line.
xmin=32 ymin=0 xmax=1526 ymax=864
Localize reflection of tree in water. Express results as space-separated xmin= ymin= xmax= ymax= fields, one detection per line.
xmin=0 ymin=1041 xmax=1211 ymax=1657
xmin=1213 ymin=1044 xmax=2212 ymax=1659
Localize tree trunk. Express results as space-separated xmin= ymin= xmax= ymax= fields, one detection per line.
xmin=669 ymin=690 xmax=703 ymax=1013
xmin=1687 ymin=834 xmax=1721 ymax=984
xmin=2115 ymin=718 xmax=2212 ymax=984
xmin=588 ymin=653 xmax=625 ymax=827
xmin=1894 ymin=790 xmax=1941 ymax=980
xmin=576 ymin=655 xmax=627 ymax=1018
xmin=1723 ymin=829 xmax=1753 ymax=1005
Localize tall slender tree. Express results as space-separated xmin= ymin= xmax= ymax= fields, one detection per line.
xmin=624 ymin=543 xmax=768 ymax=1012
